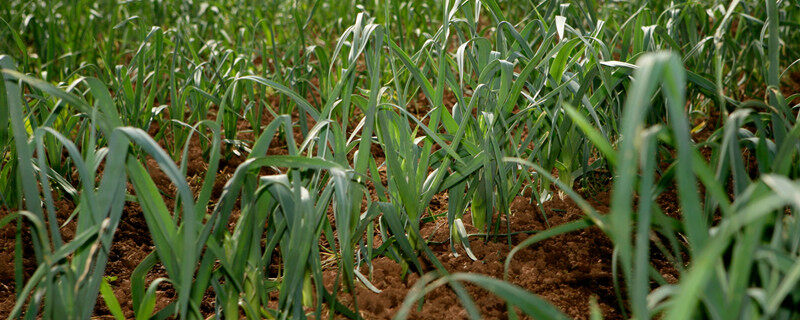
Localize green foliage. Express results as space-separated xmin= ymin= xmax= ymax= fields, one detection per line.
xmin=1 ymin=0 xmax=800 ymax=319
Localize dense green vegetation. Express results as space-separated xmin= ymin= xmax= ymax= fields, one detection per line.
xmin=1 ymin=0 xmax=800 ymax=319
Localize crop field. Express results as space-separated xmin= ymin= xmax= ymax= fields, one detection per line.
xmin=1 ymin=0 xmax=800 ymax=319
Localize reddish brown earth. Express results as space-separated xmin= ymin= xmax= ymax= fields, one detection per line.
xmin=0 ymin=200 xmax=78 ymax=315
xmin=325 ymin=191 xmax=631 ymax=320
xmin=0 ymin=209 xmax=38 ymax=315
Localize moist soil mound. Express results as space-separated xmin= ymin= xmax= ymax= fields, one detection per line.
xmin=0 ymin=200 xmax=77 ymax=315
xmin=324 ymin=191 xmax=634 ymax=320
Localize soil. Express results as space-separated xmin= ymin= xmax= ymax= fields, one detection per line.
xmin=324 ymin=191 xmax=629 ymax=320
